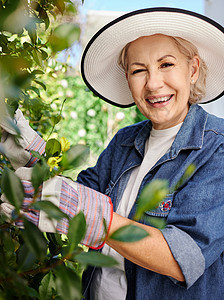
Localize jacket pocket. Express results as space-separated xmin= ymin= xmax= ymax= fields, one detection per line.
xmin=144 ymin=192 xmax=175 ymax=217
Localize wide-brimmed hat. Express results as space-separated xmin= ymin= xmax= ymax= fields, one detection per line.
xmin=81 ymin=7 xmax=224 ymax=107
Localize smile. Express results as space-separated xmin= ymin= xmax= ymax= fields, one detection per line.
xmin=146 ymin=95 xmax=173 ymax=104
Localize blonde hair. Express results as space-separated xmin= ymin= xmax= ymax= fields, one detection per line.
xmin=118 ymin=35 xmax=207 ymax=104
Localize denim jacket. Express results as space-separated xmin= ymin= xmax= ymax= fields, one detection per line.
xmin=77 ymin=104 xmax=224 ymax=300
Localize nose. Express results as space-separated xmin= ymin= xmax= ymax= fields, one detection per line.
xmin=145 ymin=71 xmax=164 ymax=92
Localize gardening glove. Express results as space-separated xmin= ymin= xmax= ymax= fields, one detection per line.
xmin=1 ymin=167 xmax=113 ymax=250
xmin=0 ymin=109 xmax=46 ymax=170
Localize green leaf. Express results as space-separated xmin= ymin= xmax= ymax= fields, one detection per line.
xmin=23 ymin=42 xmax=33 ymax=50
xmin=55 ymin=265 xmax=82 ymax=300
xmin=28 ymin=27 xmax=37 ymax=44
xmin=134 ymin=179 xmax=169 ymax=220
xmin=47 ymin=232 xmax=63 ymax=247
xmin=1 ymin=168 xmax=24 ymax=211
xmin=172 ymin=164 xmax=196 ymax=191
xmin=39 ymin=8 xmax=50 ymax=30
xmin=144 ymin=216 xmax=166 ymax=229
xmin=34 ymin=79 xmax=47 ymax=90
xmin=31 ymin=70 xmax=45 ymax=75
xmin=51 ymin=115 xmax=62 ymax=126
xmin=17 ymin=243 xmax=37 ymax=272
xmin=0 ymin=101 xmax=19 ymax=134
xmin=75 ymin=251 xmax=118 ymax=267
xmin=68 ymin=212 xmax=86 ymax=252
xmin=22 ymin=219 xmax=47 ymax=260
xmin=32 ymin=49 xmax=43 ymax=67
xmin=39 ymin=272 xmax=55 ymax=300
xmin=26 ymin=287 xmax=39 ymax=298
xmin=49 ymin=23 xmax=80 ymax=53
xmin=33 ymin=200 xmax=68 ymax=221
xmin=47 ymin=232 xmax=63 ymax=256
xmin=0 ymin=117 xmax=20 ymax=135
xmin=45 ymin=138 xmax=61 ymax=158
xmin=28 ymin=86 xmax=40 ymax=96
xmin=110 ymin=224 xmax=149 ymax=242
xmin=31 ymin=163 xmax=49 ymax=194
xmin=61 ymin=144 xmax=89 ymax=170
xmin=40 ymin=49 xmax=48 ymax=60
xmin=53 ymin=0 xmax=65 ymax=14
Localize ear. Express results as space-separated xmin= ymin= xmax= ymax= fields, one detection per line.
xmin=190 ymin=55 xmax=200 ymax=83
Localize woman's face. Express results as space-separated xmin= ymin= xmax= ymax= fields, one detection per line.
xmin=126 ymin=34 xmax=199 ymax=129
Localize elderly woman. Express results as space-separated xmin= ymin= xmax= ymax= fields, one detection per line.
xmin=1 ymin=7 xmax=224 ymax=300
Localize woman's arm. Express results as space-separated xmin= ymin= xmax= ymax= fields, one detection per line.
xmin=106 ymin=212 xmax=185 ymax=282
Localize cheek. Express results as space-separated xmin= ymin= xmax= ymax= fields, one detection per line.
xmin=166 ymin=72 xmax=191 ymax=94
xmin=128 ymin=77 xmax=145 ymax=94
xmin=128 ymin=79 xmax=139 ymax=96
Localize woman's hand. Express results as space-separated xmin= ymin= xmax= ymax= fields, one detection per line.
xmin=0 ymin=167 xmax=113 ymax=250
xmin=0 ymin=109 xmax=46 ymax=170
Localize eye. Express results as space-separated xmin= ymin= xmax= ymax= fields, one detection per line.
xmin=160 ymin=62 xmax=174 ymax=69
xmin=132 ymin=69 xmax=146 ymax=75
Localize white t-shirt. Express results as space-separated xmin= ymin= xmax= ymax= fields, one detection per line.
xmin=90 ymin=123 xmax=182 ymax=300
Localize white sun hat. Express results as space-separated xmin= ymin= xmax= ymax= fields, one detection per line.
xmin=81 ymin=7 xmax=224 ymax=107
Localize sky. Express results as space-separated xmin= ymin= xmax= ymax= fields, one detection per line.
xmin=80 ymin=0 xmax=204 ymax=15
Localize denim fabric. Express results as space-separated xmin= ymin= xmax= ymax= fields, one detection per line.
xmin=77 ymin=104 xmax=224 ymax=300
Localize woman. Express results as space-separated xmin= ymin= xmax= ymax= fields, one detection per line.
xmin=79 ymin=7 xmax=224 ymax=299
xmin=1 ymin=7 xmax=224 ymax=299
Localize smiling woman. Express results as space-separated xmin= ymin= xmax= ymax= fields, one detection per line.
xmin=123 ymin=34 xmax=200 ymax=129
xmin=79 ymin=7 xmax=224 ymax=300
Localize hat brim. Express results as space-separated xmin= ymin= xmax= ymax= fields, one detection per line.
xmin=81 ymin=7 xmax=224 ymax=107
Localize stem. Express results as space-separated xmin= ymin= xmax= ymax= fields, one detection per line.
xmin=46 ymin=98 xmax=66 ymax=140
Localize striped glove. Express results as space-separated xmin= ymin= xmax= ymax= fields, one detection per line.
xmin=0 ymin=109 xmax=46 ymax=169
xmin=1 ymin=167 xmax=113 ymax=250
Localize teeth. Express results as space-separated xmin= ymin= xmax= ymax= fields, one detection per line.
xmin=147 ymin=95 xmax=172 ymax=104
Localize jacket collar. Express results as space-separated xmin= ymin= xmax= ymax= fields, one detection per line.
xmin=121 ymin=104 xmax=208 ymax=158
xmin=170 ymin=104 xmax=208 ymax=158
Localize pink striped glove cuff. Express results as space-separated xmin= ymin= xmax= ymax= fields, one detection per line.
xmin=25 ymin=135 xmax=46 ymax=167
xmin=14 ymin=181 xmax=42 ymax=227
xmin=57 ymin=181 xmax=113 ymax=249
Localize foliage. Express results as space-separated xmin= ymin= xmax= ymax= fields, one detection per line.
xmin=0 ymin=137 xmax=118 ymax=299
xmin=0 ymin=0 xmax=80 ymax=130
xmin=32 ymin=71 xmax=145 ymax=172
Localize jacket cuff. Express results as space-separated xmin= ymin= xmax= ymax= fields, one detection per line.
xmin=161 ymin=224 xmax=205 ymax=289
